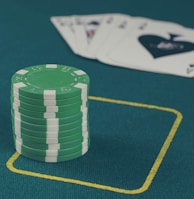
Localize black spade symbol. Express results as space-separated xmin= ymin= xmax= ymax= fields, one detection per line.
xmin=87 ymin=21 xmax=99 ymax=26
xmin=138 ymin=34 xmax=194 ymax=58
xmin=189 ymin=64 xmax=194 ymax=68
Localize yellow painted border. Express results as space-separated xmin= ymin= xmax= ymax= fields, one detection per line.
xmin=6 ymin=96 xmax=183 ymax=195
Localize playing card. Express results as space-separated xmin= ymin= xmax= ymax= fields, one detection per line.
xmin=108 ymin=19 xmax=194 ymax=77
xmin=96 ymin=16 xmax=152 ymax=65
xmin=71 ymin=14 xmax=106 ymax=58
xmin=50 ymin=16 xmax=77 ymax=53
xmin=87 ymin=13 xmax=129 ymax=57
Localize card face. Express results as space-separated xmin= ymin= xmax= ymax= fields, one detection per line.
xmin=50 ymin=16 xmax=77 ymax=53
xmin=95 ymin=15 xmax=133 ymax=65
xmin=96 ymin=16 xmax=152 ymax=65
xmin=108 ymin=20 xmax=194 ymax=77
xmin=71 ymin=14 xmax=105 ymax=58
xmin=87 ymin=13 xmax=129 ymax=57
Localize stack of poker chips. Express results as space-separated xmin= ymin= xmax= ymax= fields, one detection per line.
xmin=11 ymin=64 xmax=90 ymax=163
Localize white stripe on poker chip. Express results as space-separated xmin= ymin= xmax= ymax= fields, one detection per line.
xmin=74 ymin=83 xmax=88 ymax=153
xmin=44 ymin=90 xmax=59 ymax=133
xmin=44 ymin=90 xmax=58 ymax=135
xmin=45 ymin=133 xmax=59 ymax=138
xmin=14 ymin=110 xmax=21 ymax=120
xmin=13 ymin=82 xmax=26 ymax=95
xmin=44 ymin=90 xmax=56 ymax=100
xmin=82 ymin=131 xmax=89 ymax=139
xmin=46 ymin=106 xmax=58 ymax=112
xmin=12 ymin=103 xmax=20 ymax=112
xmin=46 ymin=64 xmax=57 ymax=68
xmin=74 ymin=70 xmax=86 ymax=75
xmin=82 ymin=145 xmax=88 ymax=155
xmin=44 ymin=100 xmax=56 ymax=106
xmin=47 ymin=118 xmax=59 ymax=126
xmin=47 ymin=125 xmax=59 ymax=132
xmin=13 ymin=99 xmax=20 ymax=106
xmin=47 ymin=143 xmax=60 ymax=150
xmin=15 ymin=135 xmax=23 ymax=144
xmin=81 ymin=107 xmax=88 ymax=121
xmin=45 ymin=156 xmax=57 ymax=162
xmin=15 ymin=139 xmax=22 ymax=153
xmin=13 ymin=82 xmax=27 ymax=90
xmin=44 ymin=112 xmax=56 ymax=118
xmin=46 ymin=137 xmax=58 ymax=144
xmin=82 ymin=125 xmax=88 ymax=132
xmin=12 ymin=103 xmax=18 ymax=109
xmin=46 ymin=150 xmax=58 ymax=157
xmin=44 ymin=99 xmax=56 ymax=106
xmin=16 ymin=69 xmax=28 ymax=75
xmin=74 ymin=83 xmax=87 ymax=107
xmin=13 ymin=82 xmax=23 ymax=119
xmin=13 ymin=93 xmax=20 ymax=101
xmin=15 ymin=139 xmax=60 ymax=150
xmin=14 ymin=117 xmax=21 ymax=137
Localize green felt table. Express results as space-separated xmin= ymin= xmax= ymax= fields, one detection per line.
xmin=0 ymin=0 xmax=194 ymax=199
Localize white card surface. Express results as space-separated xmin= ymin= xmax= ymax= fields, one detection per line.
xmin=108 ymin=20 xmax=194 ymax=77
xmin=71 ymin=14 xmax=106 ymax=58
xmin=51 ymin=13 xmax=194 ymax=77
xmin=96 ymin=16 xmax=152 ymax=66
xmin=87 ymin=13 xmax=129 ymax=57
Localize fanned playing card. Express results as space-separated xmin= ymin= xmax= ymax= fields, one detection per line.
xmin=87 ymin=13 xmax=129 ymax=57
xmin=51 ymin=13 xmax=194 ymax=77
xmin=108 ymin=20 xmax=194 ymax=77
xmin=96 ymin=16 xmax=152 ymax=66
xmin=71 ymin=14 xmax=106 ymax=58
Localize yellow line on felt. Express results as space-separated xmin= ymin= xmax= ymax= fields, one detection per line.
xmin=6 ymin=96 xmax=183 ymax=194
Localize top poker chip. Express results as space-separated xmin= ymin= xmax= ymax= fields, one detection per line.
xmin=11 ymin=64 xmax=90 ymax=100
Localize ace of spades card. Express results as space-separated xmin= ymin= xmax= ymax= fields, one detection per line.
xmin=108 ymin=20 xmax=194 ymax=77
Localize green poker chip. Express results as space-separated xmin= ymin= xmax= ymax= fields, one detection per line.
xmin=16 ymin=144 xmax=89 ymax=162
xmin=14 ymin=137 xmax=90 ymax=156
xmin=11 ymin=64 xmax=89 ymax=99
xmin=12 ymin=124 xmax=89 ymax=138
xmin=14 ymin=135 xmax=89 ymax=150
xmin=11 ymin=99 xmax=86 ymax=112
xmin=13 ymin=130 xmax=89 ymax=144
xmin=11 ymin=93 xmax=83 ymax=106
xmin=11 ymin=106 xmax=87 ymax=118
xmin=12 ymin=116 xmax=87 ymax=131
xmin=11 ymin=110 xmax=84 ymax=125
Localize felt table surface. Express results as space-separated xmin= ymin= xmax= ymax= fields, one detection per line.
xmin=0 ymin=0 xmax=194 ymax=198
